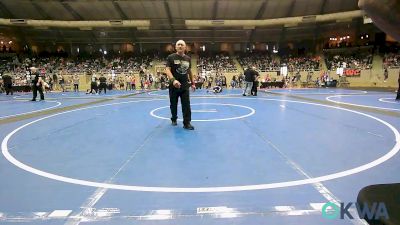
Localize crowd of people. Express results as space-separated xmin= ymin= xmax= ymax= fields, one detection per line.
xmin=383 ymin=52 xmax=400 ymax=68
xmin=325 ymin=51 xmax=373 ymax=70
xmin=280 ymin=55 xmax=321 ymax=71
xmin=237 ymin=52 xmax=280 ymax=72
xmin=1 ymin=49 xmax=399 ymax=98
xmin=0 ymin=52 xmax=158 ymax=94
xmin=0 ymin=53 xmax=154 ymax=79
xmin=198 ymin=53 xmax=237 ymax=74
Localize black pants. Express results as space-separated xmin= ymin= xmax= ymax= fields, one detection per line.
xmin=32 ymin=85 xmax=44 ymax=100
xmin=396 ymin=85 xmax=400 ymax=100
xmin=5 ymin=83 xmax=13 ymax=95
xmin=169 ymin=86 xmax=191 ymax=124
xmin=90 ymin=82 xmax=98 ymax=94
xmin=74 ymin=84 xmax=79 ymax=92
xmin=251 ymin=81 xmax=258 ymax=96
xmin=98 ymin=83 xmax=107 ymax=94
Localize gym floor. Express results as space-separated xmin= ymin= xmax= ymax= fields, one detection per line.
xmin=0 ymin=88 xmax=399 ymax=225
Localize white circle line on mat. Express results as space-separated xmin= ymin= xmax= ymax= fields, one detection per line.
xmin=150 ymin=103 xmax=255 ymax=122
xmin=2 ymin=98 xmax=399 ymax=192
xmin=326 ymin=95 xmax=400 ymax=111
xmin=0 ymin=101 xmax=62 ymax=119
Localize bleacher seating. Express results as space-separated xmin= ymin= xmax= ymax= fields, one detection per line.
xmin=237 ymin=52 xmax=279 ymax=72
xmin=324 ymin=48 xmax=373 ymax=70
xmin=383 ymin=53 xmax=400 ymax=68
xmin=197 ymin=52 xmax=237 ymax=74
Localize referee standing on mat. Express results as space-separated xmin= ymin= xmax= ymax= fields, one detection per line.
xmin=165 ymin=40 xmax=196 ymax=130
xmin=30 ymin=66 xmax=45 ymax=101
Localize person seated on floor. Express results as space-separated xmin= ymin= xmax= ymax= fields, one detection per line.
xmin=211 ymin=85 xmax=222 ymax=93
xmin=207 ymin=80 xmax=223 ymax=94
xmin=207 ymin=79 xmax=222 ymax=94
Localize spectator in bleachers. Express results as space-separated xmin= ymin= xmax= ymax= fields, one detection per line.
xmin=237 ymin=52 xmax=279 ymax=72
xmin=281 ymin=55 xmax=320 ymax=72
xmin=383 ymin=52 xmax=400 ymax=68
xmin=198 ymin=52 xmax=237 ymax=74
xmin=325 ymin=48 xmax=373 ymax=71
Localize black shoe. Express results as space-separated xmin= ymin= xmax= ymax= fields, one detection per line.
xmin=171 ymin=120 xmax=177 ymax=126
xmin=31 ymin=99 xmax=36 ymax=101
xmin=183 ymin=123 xmax=195 ymax=130
xmin=242 ymin=94 xmax=246 ymax=96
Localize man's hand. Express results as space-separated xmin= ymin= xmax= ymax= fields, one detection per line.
xmin=173 ymin=80 xmax=181 ymax=88
xmin=191 ymin=83 xmax=196 ymax=92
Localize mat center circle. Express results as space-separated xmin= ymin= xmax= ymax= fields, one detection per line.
xmin=149 ymin=103 xmax=255 ymax=122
